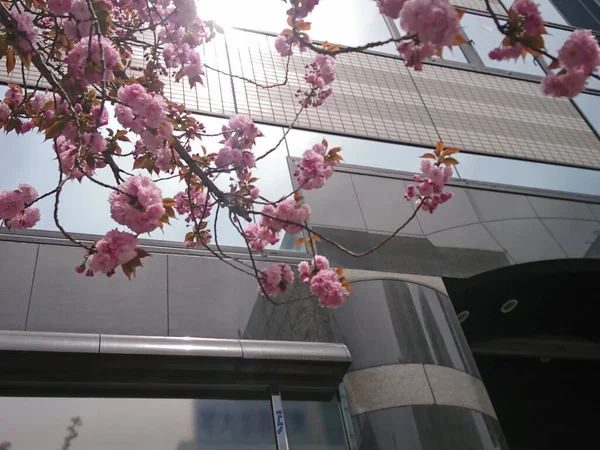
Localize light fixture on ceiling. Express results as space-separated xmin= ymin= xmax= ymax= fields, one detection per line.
xmin=501 ymin=299 xmax=519 ymax=313
xmin=457 ymin=310 xmax=469 ymax=323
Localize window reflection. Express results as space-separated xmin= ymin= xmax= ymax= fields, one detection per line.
xmin=285 ymin=128 xmax=600 ymax=196
xmin=0 ymin=397 xmax=276 ymax=450
xmin=461 ymin=13 xmax=546 ymax=76
xmin=543 ymin=27 xmax=600 ymax=91
xmin=283 ymin=397 xmax=348 ymax=450
xmin=572 ymin=93 xmax=600 ymax=135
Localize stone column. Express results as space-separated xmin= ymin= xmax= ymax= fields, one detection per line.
xmin=335 ymin=270 xmax=508 ymax=450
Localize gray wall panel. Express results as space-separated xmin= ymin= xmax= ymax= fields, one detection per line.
xmin=27 ymin=245 xmax=168 ymax=335
xmin=167 ymin=255 xmax=264 ymax=338
xmin=352 ymin=405 xmax=508 ymax=450
xmin=0 ymin=241 xmax=38 ymax=330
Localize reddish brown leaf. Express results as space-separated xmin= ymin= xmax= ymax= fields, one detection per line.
xmin=310 ymin=234 xmax=321 ymax=243
xmin=442 ymin=157 xmax=459 ymax=166
xmin=441 ymin=147 xmax=460 ymax=157
xmin=421 ymin=153 xmax=437 ymax=160
xmin=6 ymin=48 xmax=15 ymax=74
xmin=162 ymin=197 xmax=176 ymax=208
xmin=294 ymin=191 xmax=304 ymax=202
xmin=294 ymin=237 xmax=305 ymax=247
xmin=321 ymin=138 xmax=328 ymax=148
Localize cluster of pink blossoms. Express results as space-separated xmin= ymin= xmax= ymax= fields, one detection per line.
xmin=85 ymin=229 xmax=139 ymax=276
xmin=373 ymin=0 xmax=461 ymax=70
xmin=245 ymin=199 xmax=311 ymax=251
xmin=488 ymin=0 xmax=542 ymax=63
xmin=286 ymin=0 xmax=320 ymax=19
xmin=259 ymin=263 xmax=295 ymax=296
xmin=299 ymin=256 xmax=349 ymax=308
xmin=60 ymin=0 xmax=114 ymax=41
xmin=215 ymin=115 xmax=263 ymax=170
xmin=294 ymin=142 xmax=335 ymax=190
xmin=405 ymin=159 xmax=454 ymax=213
xmin=259 ymin=256 xmax=350 ymax=308
xmin=47 ymin=0 xmax=73 ymax=15
xmin=374 ymin=0 xmax=406 ymax=19
xmin=512 ymin=0 xmax=544 ymax=35
xmin=66 ymin=37 xmax=119 ymax=86
xmin=109 ymin=175 xmax=165 ymax=235
xmin=0 ymin=184 xmax=40 ymax=230
xmin=12 ymin=12 xmax=38 ymax=50
xmin=543 ymin=29 xmax=600 ymax=97
xmin=174 ymin=189 xmax=211 ymax=223
xmin=297 ymin=54 xmax=336 ymax=107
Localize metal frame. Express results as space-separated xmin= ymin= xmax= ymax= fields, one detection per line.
xmin=0 ymin=331 xmax=353 ymax=449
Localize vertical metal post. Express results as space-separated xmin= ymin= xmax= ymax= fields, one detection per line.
xmin=338 ymin=384 xmax=358 ymax=450
xmin=270 ymin=389 xmax=290 ymax=450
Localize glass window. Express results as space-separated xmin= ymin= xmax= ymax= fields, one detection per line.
xmin=500 ymin=0 xmax=569 ymax=25
xmin=543 ymin=27 xmax=600 ymax=91
xmin=549 ymin=0 xmax=600 ymax=31
xmin=283 ymin=396 xmax=348 ymax=450
xmin=573 ymin=93 xmax=600 ymax=135
xmin=285 ymin=128 xmax=600 ymax=197
xmin=0 ymin=396 xmax=276 ymax=450
xmin=461 ymin=13 xmax=546 ymax=76
xmin=0 ymin=85 xmax=296 ymax=250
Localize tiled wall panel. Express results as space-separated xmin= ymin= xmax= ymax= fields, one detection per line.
xmin=2 ymin=28 xmax=599 ymax=168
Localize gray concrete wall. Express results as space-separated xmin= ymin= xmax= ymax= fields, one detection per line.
xmin=301 ymin=165 xmax=600 ymax=278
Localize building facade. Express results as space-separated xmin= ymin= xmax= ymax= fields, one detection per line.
xmin=0 ymin=1 xmax=599 ymax=449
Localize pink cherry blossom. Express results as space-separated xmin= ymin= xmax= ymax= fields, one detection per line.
xmin=512 ymin=0 xmax=543 ymax=35
xmin=489 ymin=44 xmax=524 ymax=61
xmin=12 ymin=12 xmax=39 ymax=50
xmin=47 ymin=0 xmax=73 ymax=15
xmin=405 ymin=155 xmax=454 ymax=213
xmin=66 ymin=37 xmax=119 ymax=85
xmin=299 ymin=54 xmax=335 ymax=107
xmin=222 ymin=115 xmax=263 ymax=150
xmin=109 ymin=175 xmax=165 ymax=234
xmin=400 ymin=0 xmax=460 ymax=47
xmin=5 ymin=85 xmax=22 ymax=104
xmin=275 ymin=35 xmax=293 ymax=56
xmin=287 ymin=0 xmax=320 ymax=19
xmin=0 ymin=184 xmax=38 ymax=221
xmin=374 ymin=0 xmax=407 ymax=19
xmin=309 ymin=270 xmax=349 ymax=308
xmin=244 ymin=222 xmax=280 ymax=252
xmin=267 ymin=199 xmax=311 ymax=235
xmin=542 ymin=70 xmax=588 ymax=98
xmin=29 ymin=93 xmax=47 ymax=112
xmin=91 ymin=104 xmax=110 ymax=127
xmin=20 ymin=121 xmax=35 ymax=134
xmin=259 ymin=263 xmax=295 ymax=296
xmin=174 ymin=188 xmax=211 ymax=223
xmin=0 ymin=103 xmax=10 ymax=123
xmin=88 ymin=229 xmax=139 ymax=273
xmin=6 ymin=207 xmax=41 ymax=229
xmin=0 ymin=191 xmax=24 ymax=220
xmin=71 ymin=0 xmax=91 ymax=20
xmin=397 ymin=41 xmax=434 ymax=70
xmin=557 ymin=29 xmax=600 ymax=74
xmin=298 ymin=260 xmax=311 ymax=282
xmin=182 ymin=51 xmax=204 ymax=78
xmin=294 ymin=148 xmax=335 ymax=190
